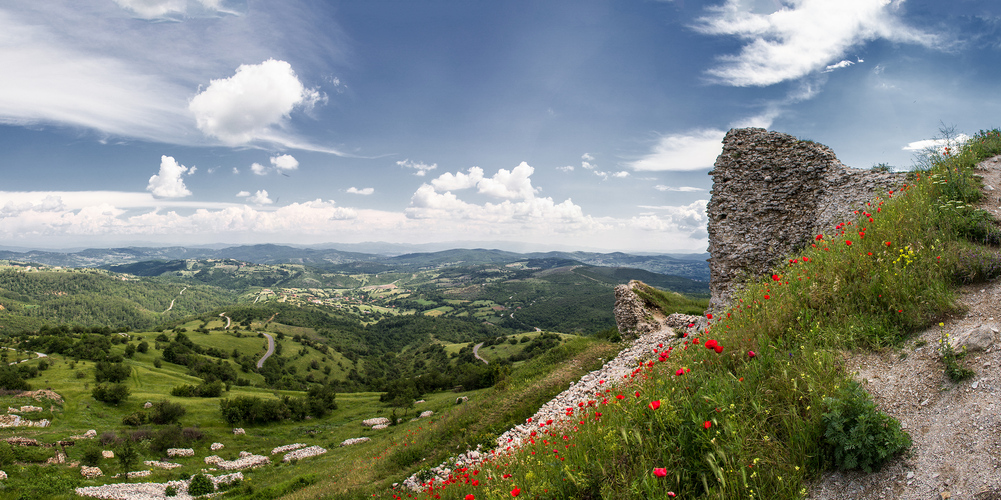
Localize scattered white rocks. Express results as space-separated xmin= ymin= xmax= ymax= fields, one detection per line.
xmin=418 ymin=411 xmax=433 ymax=418
xmin=340 ymin=437 xmax=370 ymax=447
xmin=216 ymin=453 xmax=269 ymax=471
xmin=74 ymin=473 xmax=244 ymax=500
xmin=400 ymin=447 xmax=485 ymax=491
xmin=414 ymin=400 xmax=426 ymax=404
xmin=143 ymin=401 xmax=153 ymax=409
xmin=455 ymin=396 xmax=468 ymax=404
xmin=167 ymin=448 xmax=194 ymax=458
xmin=7 ymin=405 xmax=42 ymax=413
xmin=282 ymin=445 xmax=327 ymax=462
xmin=232 ymin=428 xmax=245 ymax=435
xmin=210 ymin=442 xmax=225 ymax=451
xmin=0 ymin=471 xmax=7 ymax=480
xmin=144 ymin=460 xmax=183 ymax=470
xmin=372 ymin=424 xmax=388 ymax=430
xmin=80 ymin=466 xmax=103 ymax=478
xmin=0 ymin=415 xmax=50 ymax=427
xmin=71 ymin=430 xmax=98 ymax=440
xmin=271 ymin=443 xmax=307 ymax=455
xmin=362 ymin=417 xmax=390 ymax=427
xmin=102 ymin=450 xmax=114 ymax=459
xmin=204 ymin=455 xmax=222 ymax=465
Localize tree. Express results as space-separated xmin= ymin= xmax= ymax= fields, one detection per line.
xmin=93 ymin=383 xmax=130 ymax=404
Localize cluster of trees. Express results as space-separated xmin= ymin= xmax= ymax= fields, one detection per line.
xmin=219 ymin=385 xmax=337 ymax=424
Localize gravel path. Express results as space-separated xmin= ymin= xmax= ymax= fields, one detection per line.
xmin=472 ymin=342 xmax=488 ymax=365
xmin=810 ymin=155 xmax=1001 ymax=500
xmin=256 ymin=333 xmax=275 ymax=369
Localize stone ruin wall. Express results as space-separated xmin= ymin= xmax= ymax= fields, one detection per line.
xmin=707 ymin=128 xmax=906 ymax=309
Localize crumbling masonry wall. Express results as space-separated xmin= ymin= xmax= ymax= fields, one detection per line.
xmin=707 ymin=128 xmax=905 ymax=309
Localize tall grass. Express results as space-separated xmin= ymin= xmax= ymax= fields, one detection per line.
xmin=380 ymin=128 xmax=1001 ymax=500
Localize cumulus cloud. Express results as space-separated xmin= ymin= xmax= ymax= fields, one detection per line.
xmin=582 ymin=153 xmax=595 ymax=161
xmin=902 ymin=134 xmax=970 ymax=153
xmin=147 ymin=155 xmax=193 ymax=198
xmin=270 ymin=154 xmax=299 ymax=172
xmin=235 ymin=190 xmax=250 ymax=197
xmin=246 ymin=190 xmax=273 ymax=205
xmin=1 ymin=195 xmax=66 ymax=217
xmin=629 ymin=129 xmax=726 ymax=171
xmin=397 ymin=159 xmax=438 ymax=176
xmin=631 ymin=199 xmax=709 ymax=238
xmin=693 ymin=0 xmax=942 ymax=87
xmin=654 ymin=185 xmax=706 ymax=192
xmin=251 ymin=163 xmax=268 ymax=175
xmin=347 ymin=187 xmax=374 ymax=195
xmin=558 ymin=165 xmax=574 ymax=172
xmin=189 ymin=59 xmax=323 ymax=145
xmin=407 ymin=162 xmax=595 ymax=235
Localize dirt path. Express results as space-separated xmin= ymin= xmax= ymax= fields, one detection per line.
xmin=161 ymin=286 xmax=188 ymax=313
xmin=472 ymin=342 xmax=488 ymax=364
xmin=810 ymin=155 xmax=1001 ymax=500
xmin=256 ymin=333 xmax=275 ymax=369
xmin=219 ymin=312 xmax=231 ymax=329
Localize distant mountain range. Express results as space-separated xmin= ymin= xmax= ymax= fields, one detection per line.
xmin=0 ymin=244 xmax=710 ymax=281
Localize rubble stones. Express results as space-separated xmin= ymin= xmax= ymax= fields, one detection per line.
xmin=271 ymin=443 xmax=307 ymax=455
xmin=951 ymin=323 xmax=997 ymax=352
xmin=102 ymin=450 xmax=114 ymax=459
xmin=216 ymin=453 xmax=269 ymax=470
xmin=362 ymin=417 xmax=390 ymax=427
xmin=232 ymin=428 xmax=245 ymax=435
xmin=210 ymin=442 xmax=224 ymax=451
xmin=340 ymin=437 xmax=371 ymax=447
xmin=81 ymin=466 xmax=103 ymax=478
xmin=282 ymin=445 xmax=327 ymax=462
xmin=144 ymin=460 xmax=183 ymax=469
xmin=167 ymin=448 xmax=194 ymax=457
xmin=707 ymin=128 xmax=905 ymax=309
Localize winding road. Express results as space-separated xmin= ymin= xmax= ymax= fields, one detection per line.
xmin=256 ymin=333 xmax=275 ymax=369
xmin=218 ymin=312 xmax=231 ymax=329
xmin=472 ymin=342 xmax=489 ymax=365
xmin=161 ymin=287 xmax=188 ymax=313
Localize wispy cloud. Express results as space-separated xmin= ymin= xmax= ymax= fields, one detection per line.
xmin=347 ymin=187 xmax=374 ymax=195
xmin=397 ymin=159 xmax=438 ymax=177
xmin=654 ymin=185 xmax=705 ymax=192
xmin=629 ymin=129 xmax=726 ymax=171
xmin=693 ymin=0 xmax=943 ymax=87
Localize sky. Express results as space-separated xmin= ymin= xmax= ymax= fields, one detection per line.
xmin=1 ymin=0 xmax=1000 ymax=253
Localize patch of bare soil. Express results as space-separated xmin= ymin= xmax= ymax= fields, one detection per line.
xmin=811 ymin=155 xmax=1001 ymax=500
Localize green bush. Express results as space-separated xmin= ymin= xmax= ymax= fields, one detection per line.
xmin=822 ymin=382 xmax=911 ymax=472
xmin=165 ymin=485 xmax=177 ymax=497
xmin=149 ymin=400 xmax=187 ymax=425
xmin=92 ymin=383 xmax=130 ymax=404
xmin=188 ymin=473 xmax=214 ymax=496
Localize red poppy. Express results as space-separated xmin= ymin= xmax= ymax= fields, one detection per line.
xmin=764 ymin=295 xmax=770 ymax=299
xmin=885 ymin=241 xmax=891 ymax=246
xmin=845 ymin=240 xmax=852 ymax=246
xmin=466 ymin=495 xmax=475 ymax=500
xmin=705 ymin=339 xmax=717 ymax=349
xmin=648 ymin=400 xmax=661 ymax=410
xmin=748 ymin=350 xmax=756 ymax=358
xmin=704 ymin=421 xmax=712 ymax=429
xmin=511 ymin=487 xmax=521 ymax=497
xmin=706 ymin=313 xmax=713 ymax=319
xmin=772 ymin=274 xmax=780 ymax=281
xmin=653 ymin=468 xmax=667 ymax=477
xmin=714 ymin=345 xmax=724 ymax=354
xmin=815 ymin=234 xmax=823 ymax=240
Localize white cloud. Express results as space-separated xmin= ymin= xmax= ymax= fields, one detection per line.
xmin=397 ymin=159 xmax=438 ymax=176
xmin=582 ymin=153 xmax=595 ymax=161
xmin=654 ymin=185 xmax=706 ymax=192
xmin=188 ymin=166 xmax=197 ymax=175
xmin=189 ymin=59 xmax=323 ymax=145
xmin=612 ymin=171 xmax=630 ymax=178
xmin=475 ymin=163 xmax=539 ymax=200
xmin=693 ymin=0 xmax=943 ymax=87
xmin=824 ymin=59 xmax=854 ymax=72
xmin=146 ymin=155 xmax=193 ymax=198
xmin=347 ymin=187 xmax=374 ymax=195
xmin=270 ymin=154 xmax=299 ymax=172
xmin=582 ymin=161 xmax=596 ymax=170
xmin=902 ymin=134 xmax=969 ymax=153
xmin=431 ymin=167 xmax=484 ymax=191
xmin=112 ymin=0 xmax=232 ymax=19
xmin=232 ymin=167 xmax=240 ymax=174
xmin=558 ymin=165 xmax=574 ymax=172
xmin=630 ymin=199 xmax=709 ymax=238
xmin=629 ymin=129 xmax=726 ymax=171
xmin=251 ymin=163 xmax=268 ymax=176
xmin=235 ymin=190 xmax=250 ymax=197
xmin=246 ymin=190 xmax=273 ymax=205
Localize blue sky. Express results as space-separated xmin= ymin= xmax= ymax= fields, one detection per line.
xmin=1 ymin=0 xmax=1000 ymax=253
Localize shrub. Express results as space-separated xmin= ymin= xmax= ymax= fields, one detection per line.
xmin=822 ymin=382 xmax=911 ymax=472
xmin=122 ymin=411 xmax=149 ymax=427
xmin=92 ymin=383 xmax=130 ymax=404
xmin=188 ymin=474 xmax=214 ymax=496
xmin=165 ymin=485 xmax=177 ymax=497
xmin=149 ymin=400 xmax=187 ymax=425
xmin=79 ymin=444 xmax=103 ymax=467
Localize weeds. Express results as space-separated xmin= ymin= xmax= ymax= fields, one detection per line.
xmin=939 ymin=322 xmax=974 ymax=382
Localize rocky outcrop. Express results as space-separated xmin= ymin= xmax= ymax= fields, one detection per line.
xmin=613 ymin=281 xmax=664 ymax=340
xmin=707 ymin=128 xmax=905 ymax=308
